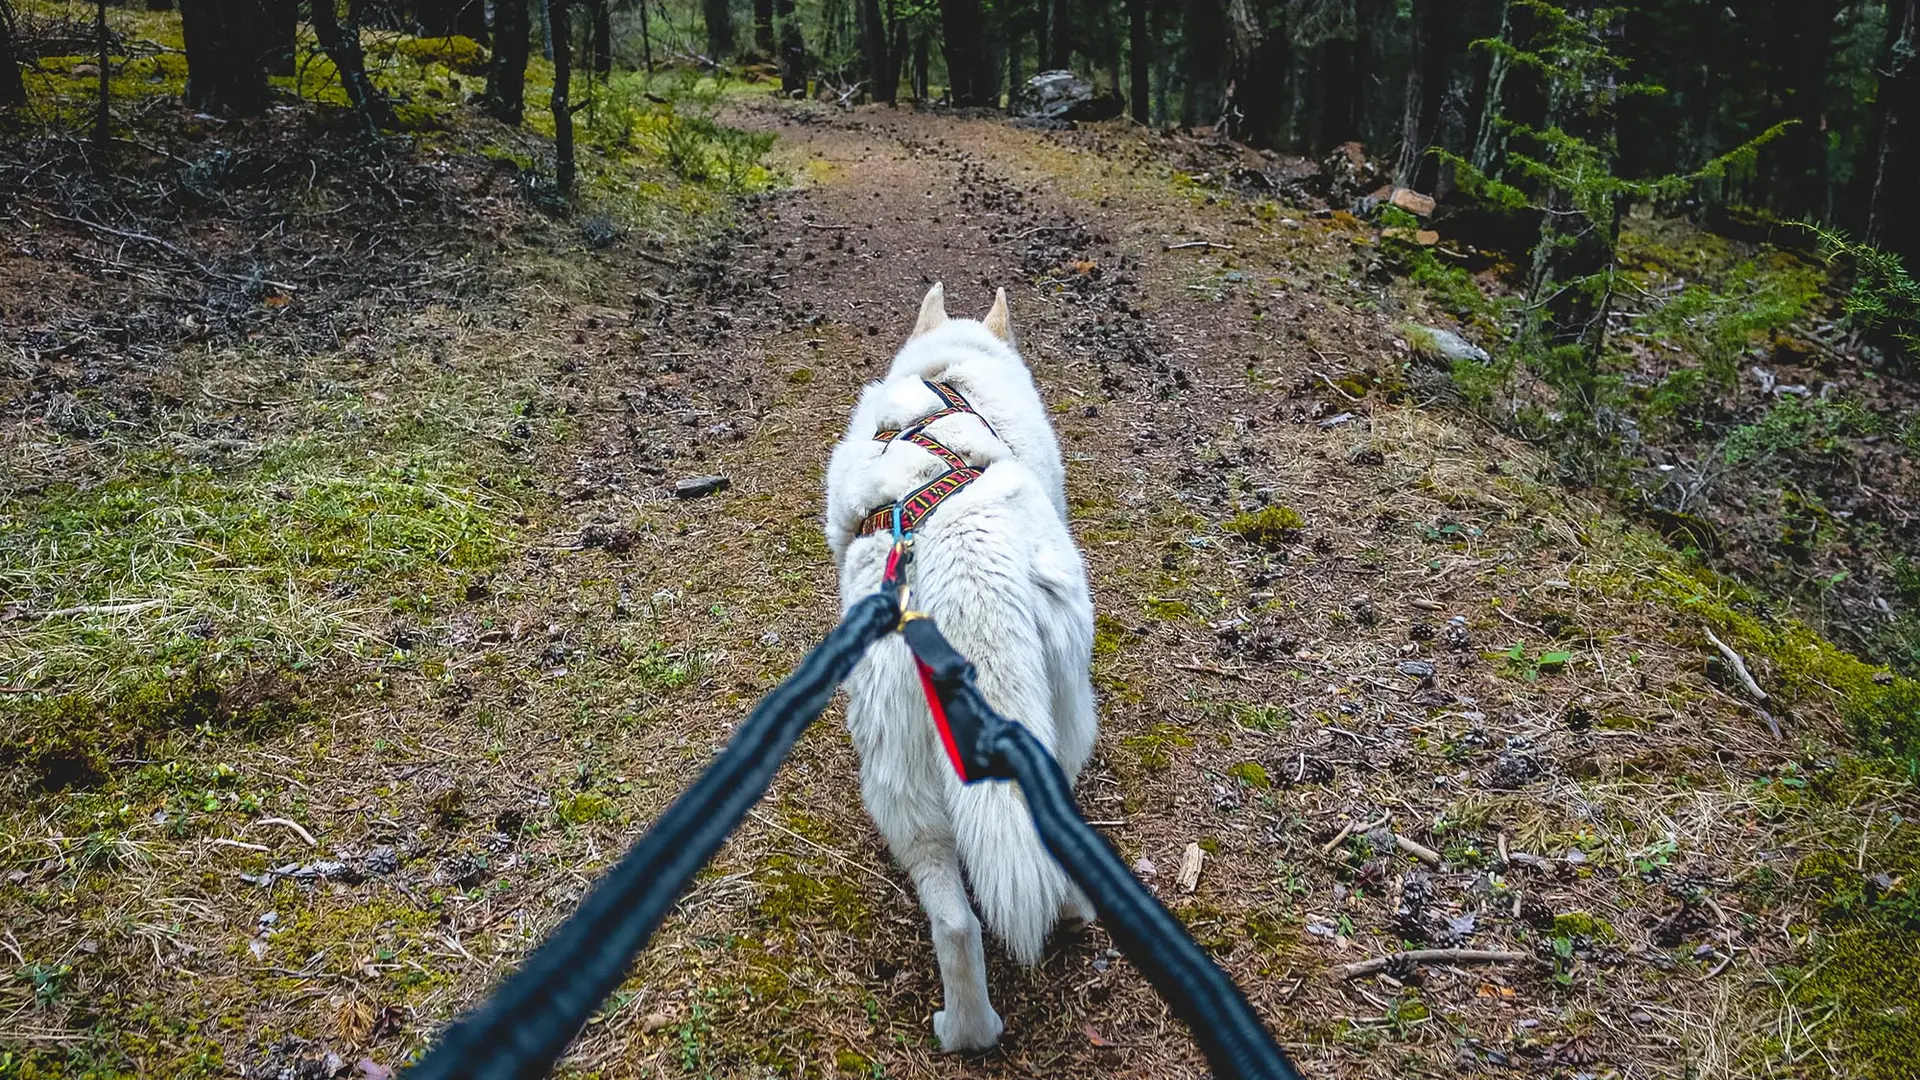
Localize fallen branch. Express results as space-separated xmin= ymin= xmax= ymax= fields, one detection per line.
xmin=255 ymin=817 xmax=318 ymax=847
xmin=1008 ymin=224 xmax=1078 ymax=240
xmin=1703 ymin=627 xmax=1767 ymax=702
xmin=1164 ymin=240 xmax=1233 ymax=252
xmin=46 ymin=212 xmax=298 ymax=293
xmin=1320 ymin=814 xmax=1390 ymax=854
xmin=1309 ymin=368 xmax=1364 ymax=403
xmin=1394 ymin=834 xmax=1444 ymax=868
xmin=1337 ymin=949 xmax=1531 ymax=980
xmin=1699 ymin=950 xmax=1736 ymax=981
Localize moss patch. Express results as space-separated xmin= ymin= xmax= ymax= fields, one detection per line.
xmin=1617 ymin=549 xmax=1920 ymax=769
xmin=1224 ymin=505 xmax=1306 ymax=547
xmin=0 ymin=670 xmax=315 ymax=792
xmin=1226 ymin=760 xmax=1271 ymax=790
xmin=1121 ymin=722 xmax=1194 ymax=772
xmin=1551 ymin=911 xmax=1616 ymax=941
xmin=1791 ymin=925 xmax=1920 ymax=1079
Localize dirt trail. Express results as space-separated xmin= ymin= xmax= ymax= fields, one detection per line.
xmin=2 ymin=101 xmax=1871 ymax=1080
xmin=514 ymin=105 xmax=1777 ymax=1078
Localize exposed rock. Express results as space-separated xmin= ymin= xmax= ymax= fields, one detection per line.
xmin=1012 ymin=70 xmax=1124 ymax=123
xmin=674 ymin=474 xmax=729 ymax=498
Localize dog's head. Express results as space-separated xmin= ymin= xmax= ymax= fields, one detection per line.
xmin=908 ymin=282 xmax=1014 ymax=347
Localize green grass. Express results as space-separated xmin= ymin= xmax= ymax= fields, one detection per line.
xmin=0 ymin=441 xmax=518 ymax=693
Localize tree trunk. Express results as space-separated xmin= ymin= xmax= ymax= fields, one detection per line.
xmin=1127 ymin=0 xmax=1147 ymax=123
xmin=776 ymin=0 xmax=806 ymax=96
xmin=263 ymin=0 xmax=294 ymax=75
xmin=1395 ymin=0 xmax=1449 ymax=190
xmin=752 ymin=0 xmax=774 ymax=55
xmin=1149 ymin=0 xmax=1169 ymax=124
xmin=1311 ymin=35 xmax=1357 ymax=153
xmin=940 ymin=0 xmax=994 ymax=105
xmin=1005 ymin=11 xmax=1020 ymax=109
xmin=1869 ymin=0 xmax=1920 ymax=265
xmin=1469 ymin=0 xmax=1515 ymax=174
xmin=591 ymin=0 xmax=610 ymax=77
xmin=1470 ymin=0 xmax=1543 ymax=178
xmin=1047 ymin=0 xmax=1069 ymax=69
xmin=549 ymin=0 xmax=574 ymax=194
xmin=1222 ymin=0 xmax=1282 ymax=144
xmin=857 ymin=0 xmax=887 ymax=102
xmin=1180 ymin=0 xmax=1223 ymax=128
xmin=703 ymin=0 xmax=734 ymax=59
xmin=912 ymin=28 xmax=928 ymax=101
xmin=638 ymin=0 xmax=653 ymax=70
xmin=146 ymin=0 xmax=173 ymax=10
xmin=181 ymin=0 xmax=273 ymax=115
xmin=93 ymin=0 xmax=109 ymax=162
xmin=0 ymin=0 xmax=25 ymax=108
xmin=1035 ymin=0 xmax=1047 ymax=70
xmin=485 ymin=0 xmax=529 ymax=122
xmin=1762 ymin=0 xmax=1838 ymax=221
xmin=884 ymin=13 xmax=905 ymax=104
xmin=458 ymin=0 xmax=488 ymax=43
xmin=311 ymin=0 xmax=390 ymax=131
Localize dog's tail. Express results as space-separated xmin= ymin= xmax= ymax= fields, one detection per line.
xmin=950 ymin=778 xmax=1069 ymax=966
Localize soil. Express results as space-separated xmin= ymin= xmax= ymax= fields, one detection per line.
xmin=2 ymin=92 xmax=1914 ymax=1080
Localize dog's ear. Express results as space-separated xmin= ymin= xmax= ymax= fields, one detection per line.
xmin=910 ymin=282 xmax=948 ymax=339
xmin=983 ymin=288 xmax=1014 ymax=343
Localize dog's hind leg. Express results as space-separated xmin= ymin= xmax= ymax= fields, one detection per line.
xmin=901 ymin=841 xmax=1003 ymax=1052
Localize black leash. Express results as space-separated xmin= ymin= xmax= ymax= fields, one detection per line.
xmin=408 ymin=592 xmax=901 ymax=1080
xmin=901 ymin=616 xmax=1303 ymax=1080
xmin=409 ymin=586 xmax=1303 ymax=1080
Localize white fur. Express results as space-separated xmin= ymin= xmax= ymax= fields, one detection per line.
xmin=824 ymin=292 xmax=1096 ymax=1053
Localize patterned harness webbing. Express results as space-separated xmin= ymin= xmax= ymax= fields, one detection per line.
xmin=857 ymin=381 xmax=995 ymax=538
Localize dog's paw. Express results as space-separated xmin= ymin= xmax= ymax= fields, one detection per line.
xmin=933 ymin=1006 xmax=1004 ymax=1053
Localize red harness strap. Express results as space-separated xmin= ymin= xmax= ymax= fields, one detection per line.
xmin=856 ymin=380 xmax=995 ymax=538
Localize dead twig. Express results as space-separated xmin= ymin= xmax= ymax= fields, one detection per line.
xmin=1321 ymin=814 xmax=1390 ymax=854
xmin=1700 ymin=950 xmax=1736 ymax=980
xmin=254 ymin=817 xmax=318 ymax=848
xmin=46 ymin=211 xmax=298 ymax=293
xmin=747 ymin=810 xmax=906 ymax=896
xmin=1338 ymin=949 xmax=1532 ymax=979
xmin=1164 ymin=240 xmax=1234 ymax=252
xmin=1394 ymin=834 xmax=1444 ymax=868
xmin=1008 ymin=224 xmax=1078 ymax=240
xmin=1309 ymin=369 xmax=1364 ymax=403
xmin=1703 ymin=627 xmax=1767 ymax=702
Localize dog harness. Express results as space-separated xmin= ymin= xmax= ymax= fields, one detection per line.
xmin=856 ymin=380 xmax=997 ymax=538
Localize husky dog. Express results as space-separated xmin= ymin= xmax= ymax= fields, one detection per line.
xmin=825 ymin=284 xmax=1097 ymax=1052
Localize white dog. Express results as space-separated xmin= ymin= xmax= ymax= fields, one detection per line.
xmin=825 ymin=284 xmax=1097 ymax=1052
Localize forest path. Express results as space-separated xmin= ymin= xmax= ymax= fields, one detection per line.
xmin=0 ymin=101 xmax=1802 ymax=1080
xmin=502 ymin=104 xmax=1767 ymax=1078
